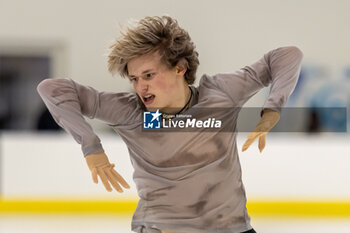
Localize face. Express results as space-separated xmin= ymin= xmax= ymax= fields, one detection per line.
xmin=127 ymin=51 xmax=187 ymax=112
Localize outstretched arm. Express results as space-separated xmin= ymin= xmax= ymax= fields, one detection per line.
xmin=36 ymin=78 xmax=135 ymax=192
xmin=240 ymin=46 xmax=304 ymax=152
xmin=201 ymin=46 xmax=303 ymax=151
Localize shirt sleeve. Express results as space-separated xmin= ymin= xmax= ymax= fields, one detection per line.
xmin=202 ymin=46 xmax=303 ymax=116
xmin=36 ymin=78 xmax=140 ymax=156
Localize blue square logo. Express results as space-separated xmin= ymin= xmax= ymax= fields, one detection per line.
xmin=143 ymin=110 xmax=161 ymax=129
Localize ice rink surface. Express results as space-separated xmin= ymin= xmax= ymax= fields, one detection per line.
xmin=1 ymin=214 xmax=350 ymax=233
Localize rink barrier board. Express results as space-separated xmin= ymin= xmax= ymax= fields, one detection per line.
xmin=0 ymin=199 xmax=350 ymax=218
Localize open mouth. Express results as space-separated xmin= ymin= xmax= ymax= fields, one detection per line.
xmin=143 ymin=94 xmax=155 ymax=105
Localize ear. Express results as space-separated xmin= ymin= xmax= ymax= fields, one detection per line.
xmin=175 ymin=59 xmax=187 ymax=76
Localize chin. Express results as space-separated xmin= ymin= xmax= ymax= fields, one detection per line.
xmin=145 ymin=106 xmax=158 ymax=112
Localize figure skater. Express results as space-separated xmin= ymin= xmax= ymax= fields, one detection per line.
xmin=37 ymin=15 xmax=303 ymax=233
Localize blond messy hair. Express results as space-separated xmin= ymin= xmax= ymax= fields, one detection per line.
xmin=108 ymin=15 xmax=199 ymax=85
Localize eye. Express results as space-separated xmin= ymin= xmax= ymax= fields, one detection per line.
xmin=129 ymin=77 xmax=138 ymax=82
xmin=145 ymin=73 xmax=155 ymax=79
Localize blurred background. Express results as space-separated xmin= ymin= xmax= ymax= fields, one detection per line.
xmin=0 ymin=0 xmax=349 ymax=232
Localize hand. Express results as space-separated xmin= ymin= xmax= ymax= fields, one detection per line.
xmin=85 ymin=152 xmax=130 ymax=193
xmin=242 ymin=109 xmax=280 ymax=153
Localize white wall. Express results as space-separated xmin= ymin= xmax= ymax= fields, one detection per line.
xmin=1 ymin=0 xmax=349 ymax=89
xmin=1 ymin=132 xmax=349 ymax=200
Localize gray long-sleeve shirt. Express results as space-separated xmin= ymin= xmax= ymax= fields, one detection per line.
xmin=37 ymin=46 xmax=303 ymax=233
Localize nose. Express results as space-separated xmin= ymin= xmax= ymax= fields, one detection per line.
xmin=135 ymin=78 xmax=148 ymax=93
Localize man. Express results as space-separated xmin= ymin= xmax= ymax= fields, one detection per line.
xmin=37 ymin=15 xmax=303 ymax=233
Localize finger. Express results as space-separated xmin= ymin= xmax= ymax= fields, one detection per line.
xmin=91 ymin=167 xmax=98 ymax=184
xmin=110 ymin=168 xmax=130 ymax=189
xmin=258 ymin=133 xmax=266 ymax=153
xmin=97 ymin=168 xmax=113 ymax=192
xmin=105 ymin=169 xmax=123 ymax=193
xmin=242 ymin=131 xmax=267 ymax=152
xmin=242 ymin=132 xmax=260 ymax=151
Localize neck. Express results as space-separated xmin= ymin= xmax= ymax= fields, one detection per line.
xmin=162 ymin=85 xmax=192 ymax=114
